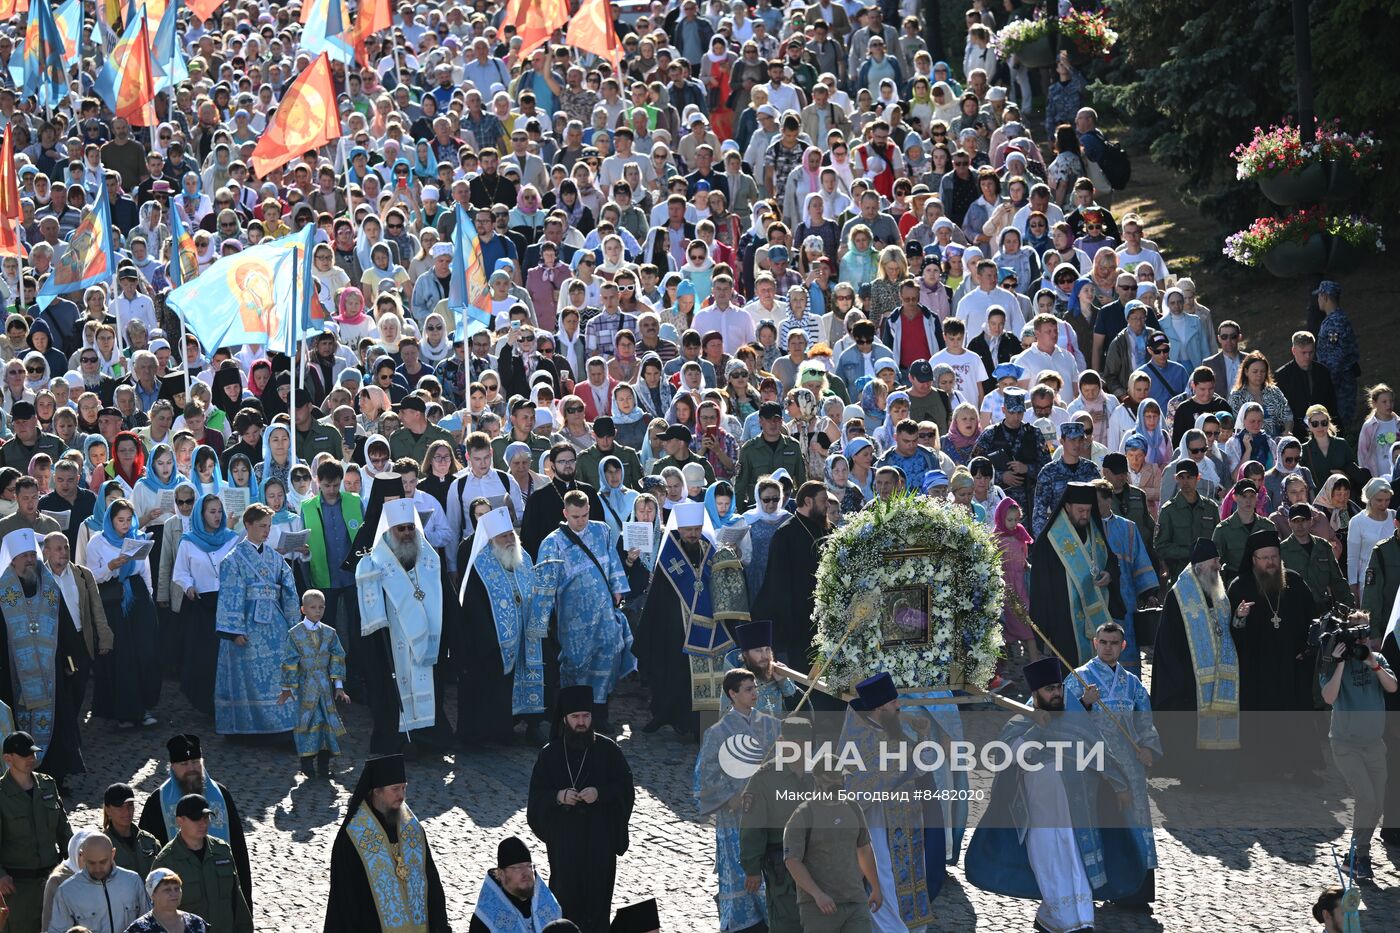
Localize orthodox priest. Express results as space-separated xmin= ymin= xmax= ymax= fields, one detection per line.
xmin=636 ymin=500 xmax=728 ymax=737
xmin=533 ymin=491 xmax=635 ymax=731
xmin=723 ymin=620 xmax=796 ymax=716
xmin=519 ymin=443 xmax=605 ymax=558
xmin=1226 ymin=526 xmax=1318 ymax=777
xmin=356 ymin=496 xmax=448 ymax=753
xmin=324 ymin=753 xmax=450 ymax=933
xmin=0 ymin=529 xmax=85 ymax=787
xmin=1028 ymin=482 xmax=1123 ymax=667
xmin=458 ymin=506 xmax=548 ymax=748
xmin=694 ymin=668 xmax=782 ymax=933
xmin=138 ymin=733 xmax=252 ymax=906
xmin=526 ymin=685 xmax=636 ymax=933
xmin=469 ymin=835 xmax=564 ymax=933
xmin=839 ymin=672 xmax=944 ymax=933
xmin=752 ymin=481 xmax=830 ymax=671
xmin=965 ymin=657 xmax=1149 ymax=933
xmin=1150 ymin=539 xmax=1241 ymax=783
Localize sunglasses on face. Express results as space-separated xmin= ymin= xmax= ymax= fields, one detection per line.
xmin=1283 ymin=456 xmax=1299 ymax=464
xmin=760 ymin=496 xmax=780 ymax=504
xmin=1086 ymin=224 xmax=1104 ymax=231
xmin=1220 ymin=332 xmax=1240 ymax=340
xmin=1187 ymin=446 xmax=1205 ymax=455
xmin=1310 ymin=419 xmax=1329 ymax=428
xmin=387 ymin=223 xmax=403 ymax=230
xmin=81 ymin=356 xmax=97 ymax=363
xmin=918 ymin=431 xmax=935 ymax=439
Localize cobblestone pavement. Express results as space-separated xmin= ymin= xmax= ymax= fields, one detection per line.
xmin=64 ymin=673 xmax=1399 ymax=932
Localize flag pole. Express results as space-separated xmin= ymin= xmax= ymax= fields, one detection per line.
xmin=289 ymin=242 xmax=299 ymax=467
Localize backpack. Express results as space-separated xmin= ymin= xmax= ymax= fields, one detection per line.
xmin=1094 ymin=131 xmax=1132 ymax=190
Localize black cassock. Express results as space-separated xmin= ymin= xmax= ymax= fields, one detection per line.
xmin=457 ymin=563 xmax=518 ymax=746
xmin=0 ymin=590 xmax=87 ymax=783
xmin=139 ymin=780 xmax=253 ymax=906
xmin=752 ymin=513 xmax=827 ymax=669
xmin=1227 ymin=569 xmax=1318 ymax=772
xmin=323 ymin=807 xmax=450 ymax=933
xmin=1149 ymin=587 xmax=1238 ymax=781
xmin=527 ymin=734 xmax=635 ymax=933
xmin=1027 ymin=528 xmax=1123 ymax=668
xmin=518 ymin=479 xmax=604 ymax=558
xmin=633 ymin=539 xmax=717 ymax=737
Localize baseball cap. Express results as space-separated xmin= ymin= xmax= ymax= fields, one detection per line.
xmin=1174 ymin=459 xmax=1199 ymax=478
xmin=1148 ymin=333 xmax=1171 ymax=351
xmin=1313 ymin=280 xmax=1341 ymax=298
xmin=399 ymin=395 xmax=427 ymax=413
xmin=1102 ymin=453 xmax=1128 ymax=474
xmin=9 ymin=401 xmax=35 ymax=420
xmin=593 ymin=415 xmax=616 ymax=436
xmin=661 ymin=424 xmax=692 ymax=443
xmin=2 ymin=732 xmax=39 ymax=756
xmin=1288 ymin=503 xmax=1313 ymax=520
xmin=175 ymin=794 xmax=216 ymax=821
xmin=908 ymin=360 xmax=934 ymax=383
xmin=758 ymin=401 xmax=783 ymax=420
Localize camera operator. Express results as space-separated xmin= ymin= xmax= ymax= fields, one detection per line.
xmin=1320 ymin=609 xmax=1397 ymax=879
xmin=1311 ymin=884 xmax=1351 ymax=932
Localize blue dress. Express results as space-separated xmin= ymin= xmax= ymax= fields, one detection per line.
xmin=215 ymin=540 xmax=299 ymax=734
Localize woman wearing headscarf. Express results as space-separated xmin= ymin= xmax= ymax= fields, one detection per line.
xmin=822 ymin=453 xmax=856 ymax=522
xmin=201 ymin=144 xmax=234 ymax=194
xmin=258 ymin=423 xmax=296 ymax=489
xmin=1221 ymin=401 xmax=1276 ymax=474
xmin=419 ymin=312 xmax=453 ymax=366
xmin=595 ymin=453 xmax=640 ymax=543
xmin=172 ymin=491 xmax=240 ymax=714
xmin=209 ymin=365 xmax=249 ymax=434
xmin=88 ymin=496 xmax=159 ymax=728
xmin=106 ymin=431 xmax=148 ymax=497
xmin=1314 ymin=474 xmax=1361 ymax=568
xmin=505 ymin=441 xmax=548 ymax=501
xmin=188 ymin=444 xmax=226 ymax=499
xmin=1125 ymin=398 xmax=1172 ymax=465
xmin=610 ymin=383 xmax=652 ymax=452
xmin=174 ymin=172 xmax=212 ymax=228
xmin=260 ymin=370 xmax=291 ymax=422
xmin=132 ymin=444 xmax=184 ymax=585
xmin=333 ymin=287 xmax=380 ymax=346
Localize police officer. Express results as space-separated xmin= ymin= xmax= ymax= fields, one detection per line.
xmin=0 ymin=730 xmax=73 ymax=932
xmin=1314 ymin=281 xmax=1360 ymax=429
xmin=102 ymin=782 xmax=162 ymax=878
xmin=151 ymin=794 xmax=254 ymax=933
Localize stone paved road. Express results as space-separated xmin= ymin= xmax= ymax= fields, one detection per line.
xmin=64 ymin=675 xmax=1399 ymax=931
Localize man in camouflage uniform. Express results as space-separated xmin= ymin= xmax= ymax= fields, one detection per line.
xmin=1031 ymin=422 xmax=1102 ymax=537
xmin=972 ymin=387 xmax=1048 ymax=516
xmin=1314 ymin=281 xmax=1360 ymax=429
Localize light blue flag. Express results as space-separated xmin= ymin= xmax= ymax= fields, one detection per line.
xmin=93 ymin=0 xmax=140 ymax=112
xmin=152 ymin=0 xmax=188 ymax=92
xmin=303 ymin=0 xmax=354 ymax=65
xmin=14 ymin=0 xmax=70 ymax=109
xmin=166 ymin=229 xmax=312 ymax=353
xmin=52 ymin=0 xmax=82 ymax=72
xmin=36 ymin=181 xmax=115 ymax=309
xmin=451 ymin=203 xmax=493 ymax=344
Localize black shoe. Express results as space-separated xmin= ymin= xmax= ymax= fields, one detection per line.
xmin=1380 ymin=828 xmax=1400 ymax=846
xmin=316 ymin=751 xmax=332 ymax=778
xmin=299 ymin=756 xmax=316 ymax=779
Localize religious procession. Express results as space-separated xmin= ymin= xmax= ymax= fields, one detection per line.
xmin=0 ymin=0 xmax=1388 ymax=929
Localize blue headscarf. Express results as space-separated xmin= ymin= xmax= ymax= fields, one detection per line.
xmin=99 ymin=497 xmax=149 ymax=612
xmin=136 ymin=444 xmax=184 ymax=494
xmin=704 ymin=481 xmax=743 ymax=529
xmin=226 ymin=453 xmax=262 ymax=502
xmin=1127 ymin=399 xmax=1170 ymax=465
xmin=190 ymin=445 xmax=225 ymax=496
xmin=82 ymin=436 xmax=109 ymax=488
xmin=260 ymin=424 xmax=296 ymax=488
xmin=262 ymin=478 xmax=298 ymax=524
xmin=85 ymin=480 xmax=124 ymax=533
xmin=184 ymin=492 xmax=238 ymax=553
xmin=597 ymin=455 xmax=637 ymax=536
xmin=881 ymin=390 xmax=911 ymax=441
xmin=857 ymin=378 xmax=882 ymax=420
xmin=409 ymin=141 xmax=439 ymax=180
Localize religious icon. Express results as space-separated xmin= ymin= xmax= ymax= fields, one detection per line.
xmin=879 ymin=586 xmax=931 ymax=648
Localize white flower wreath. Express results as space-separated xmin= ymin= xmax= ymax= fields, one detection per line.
xmin=811 ymin=494 xmax=1005 ymax=693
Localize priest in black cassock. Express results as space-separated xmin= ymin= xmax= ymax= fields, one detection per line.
xmin=635 ymin=500 xmax=715 ymax=738
xmin=752 ymin=481 xmax=830 ymax=671
xmin=457 ymin=506 xmax=550 ymax=748
xmin=138 ymin=733 xmax=252 ymax=906
xmin=519 ymin=444 xmax=604 ymax=558
xmin=1028 ymin=482 xmax=1124 ymax=667
xmin=0 ymin=529 xmax=86 ymax=788
xmin=610 ymin=899 xmax=660 ymax=933
xmin=324 ymin=753 xmax=450 ymax=933
xmin=1226 ymin=526 xmax=1319 ymax=777
xmin=527 ymin=685 xmax=636 ymax=933
xmin=1151 ymin=539 xmax=1242 ymax=784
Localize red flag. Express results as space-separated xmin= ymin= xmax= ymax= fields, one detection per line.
xmin=0 ymin=130 xmax=26 ymax=259
xmin=568 ymin=0 xmax=623 ymax=70
xmin=189 ymin=0 xmax=222 ymax=18
xmin=115 ymin=15 xmax=158 ymax=127
xmin=249 ymin=53 xmax=343 ymax=178
xmin=502 ymin=0 xmax=568 ymax=61
xmin=350 ymin=0 xmax=392 ymax=69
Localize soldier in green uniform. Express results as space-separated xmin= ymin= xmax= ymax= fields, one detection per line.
xmin=1281 ymin=503 xmax=1352 ymax=610
xmin=1154 ymin=460 xmax=1220 ymax=583
xmin=102 ymin=783 xmax=162 ymax=878
xmin=151 ymin=794 xmax=253 ymax=933
xmin=1211 ymin=480 xmax=1267 ymax=585
xmin=0 ymin=731 xmax=73 ymax=933
xmin=1103 ymin=453 xmax=1159 ymax=572
xmin=739 ymin=716 xmax=816 ymax=933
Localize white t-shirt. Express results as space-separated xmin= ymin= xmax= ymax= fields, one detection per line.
xmin=928 ymin=348 xmax=988 ymax=401
xmin=1116 ymin=246 xmax=1168 ymax=283
xmin=1013 ymin=345 xmax=1081 ymax=403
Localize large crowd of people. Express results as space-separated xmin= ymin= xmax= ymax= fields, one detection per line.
xmin=0 ymin=0 xmax=1392 ymax=931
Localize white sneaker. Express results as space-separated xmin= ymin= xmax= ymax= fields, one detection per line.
xmin=141 ymin=713 xmax=158 ymax=726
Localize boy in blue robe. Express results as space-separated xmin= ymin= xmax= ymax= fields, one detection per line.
xmin=279 ymin=589 xmax=350 ymax=780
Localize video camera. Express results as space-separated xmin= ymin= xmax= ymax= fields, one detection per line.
xmin=1311 ymin=603 xmax=1372 ymax=663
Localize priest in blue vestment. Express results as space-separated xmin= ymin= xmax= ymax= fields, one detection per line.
xmin=965 ymin=657 xmax=1150 ymax=933
xmin=1095 ymin=481 xmax=1160 ymax=674
xmin=533 ymin=489 xmax=635 ymax=731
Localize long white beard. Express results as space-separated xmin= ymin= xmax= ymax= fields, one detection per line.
xmin=492 ymin=541 xmax=523 ymax=571
xmin=1197 ymin=566 xmax=1227 ymax=607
